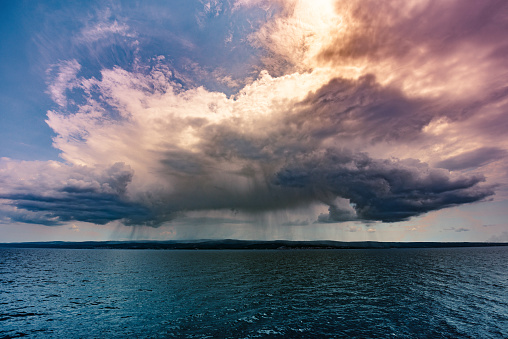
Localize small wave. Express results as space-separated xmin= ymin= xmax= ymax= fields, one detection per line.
xmin=0 ymin=312 xmax=45 ymax=321
xmin=257 ymin=329 xmax=282 ymax=335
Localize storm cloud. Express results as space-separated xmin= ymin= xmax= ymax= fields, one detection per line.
xmin=275 ymin=149 xmax=493 ymax=222
xmin=1 ymin=0 xmax=507 ymax=234
xmin=0 ymin=160 xmax=150 ymax=225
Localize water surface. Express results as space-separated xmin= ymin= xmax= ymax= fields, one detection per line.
xmin=1 ymin=247 xmax=507 ymax=338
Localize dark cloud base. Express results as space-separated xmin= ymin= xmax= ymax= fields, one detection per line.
xmin=1 ymin=192 xmax=150 ymax=226
xmin=2 ymin=148 xmax=493 ymax=226
xmin=275 ymin=149 xmax=494 ymax=222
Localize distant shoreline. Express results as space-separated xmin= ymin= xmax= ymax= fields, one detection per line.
xmin=1 ymin=240 xmax=507 ymax=250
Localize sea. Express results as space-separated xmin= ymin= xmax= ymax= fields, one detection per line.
xmin=1 ymin=247 xmax=507 ymax=338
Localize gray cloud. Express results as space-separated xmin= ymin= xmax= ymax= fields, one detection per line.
xmin=4 ymin=0 xmax=505 ymax=231
xmin=315 ymin=0 xmax=508 ymax=136
xmin=6 ymin=67 xmax=499 ymax=227
xmin=289 ymin=75 xmax=434 ymax=144
xmin=321 ymin=0 xmax=508 ymax=66
xmin=436 ymin=147 xmax=507 ymax=171
xmin=274 ymin=149 xmax=494 ymax=222
xmin=317 ymin=201 xmax=357 ymax=223
xmin=1 ymin=192 xmax=149 ymax=226
xmin=24 ymin=68 xmax=498 ymax=227
xmin=5 ymin=146 xmax=491 ymax=227
xmin=444 ymin=227 xmax=471 ymax=233
xmin=0 ymin=162 xmax=151 ymax=226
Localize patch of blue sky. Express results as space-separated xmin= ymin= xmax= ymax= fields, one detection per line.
xmin=0 ymin=0 xmax=278 ymax=162
xmin=0 ymin=1 xmax=61 ymax=160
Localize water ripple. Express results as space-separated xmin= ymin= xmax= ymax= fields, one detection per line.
xmin=0 ymin=247 xmax=507 ymax=338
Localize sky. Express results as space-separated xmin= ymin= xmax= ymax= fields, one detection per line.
xmin=1 ymin=0 xmax=508 ymax=242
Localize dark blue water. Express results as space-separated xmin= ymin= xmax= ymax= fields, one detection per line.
xmin=1 ymin=247 xmax=507 ymax=338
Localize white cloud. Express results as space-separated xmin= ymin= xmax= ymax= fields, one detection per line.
xmin=78 ymin=20 xmax=134 ymax=43
xmin=69 ymin=224 xmax=80 ymax=232
xmin=76 ymin=8 xmax=136 ymax=43
xmin=16 ymin=47 xmax=500 ymax=228
xmin=2 ymin=0 xmax=506 ymax=235
xmin=46 ymin=60 xmax=81 ymax=107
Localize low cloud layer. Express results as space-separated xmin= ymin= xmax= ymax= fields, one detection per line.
xmin=275 ymin=150 xmax=493 ymax=222
xmin=0 ymin=160 xmax=150 ymax=225
xmin=1 ymin=0 xmax=507 ymax=233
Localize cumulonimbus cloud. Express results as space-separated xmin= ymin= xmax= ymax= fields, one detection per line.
xmin=1 ymin=0 xmax=506 ymax=229
xmin=1 ymin=70 xmax=496 ymax=226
